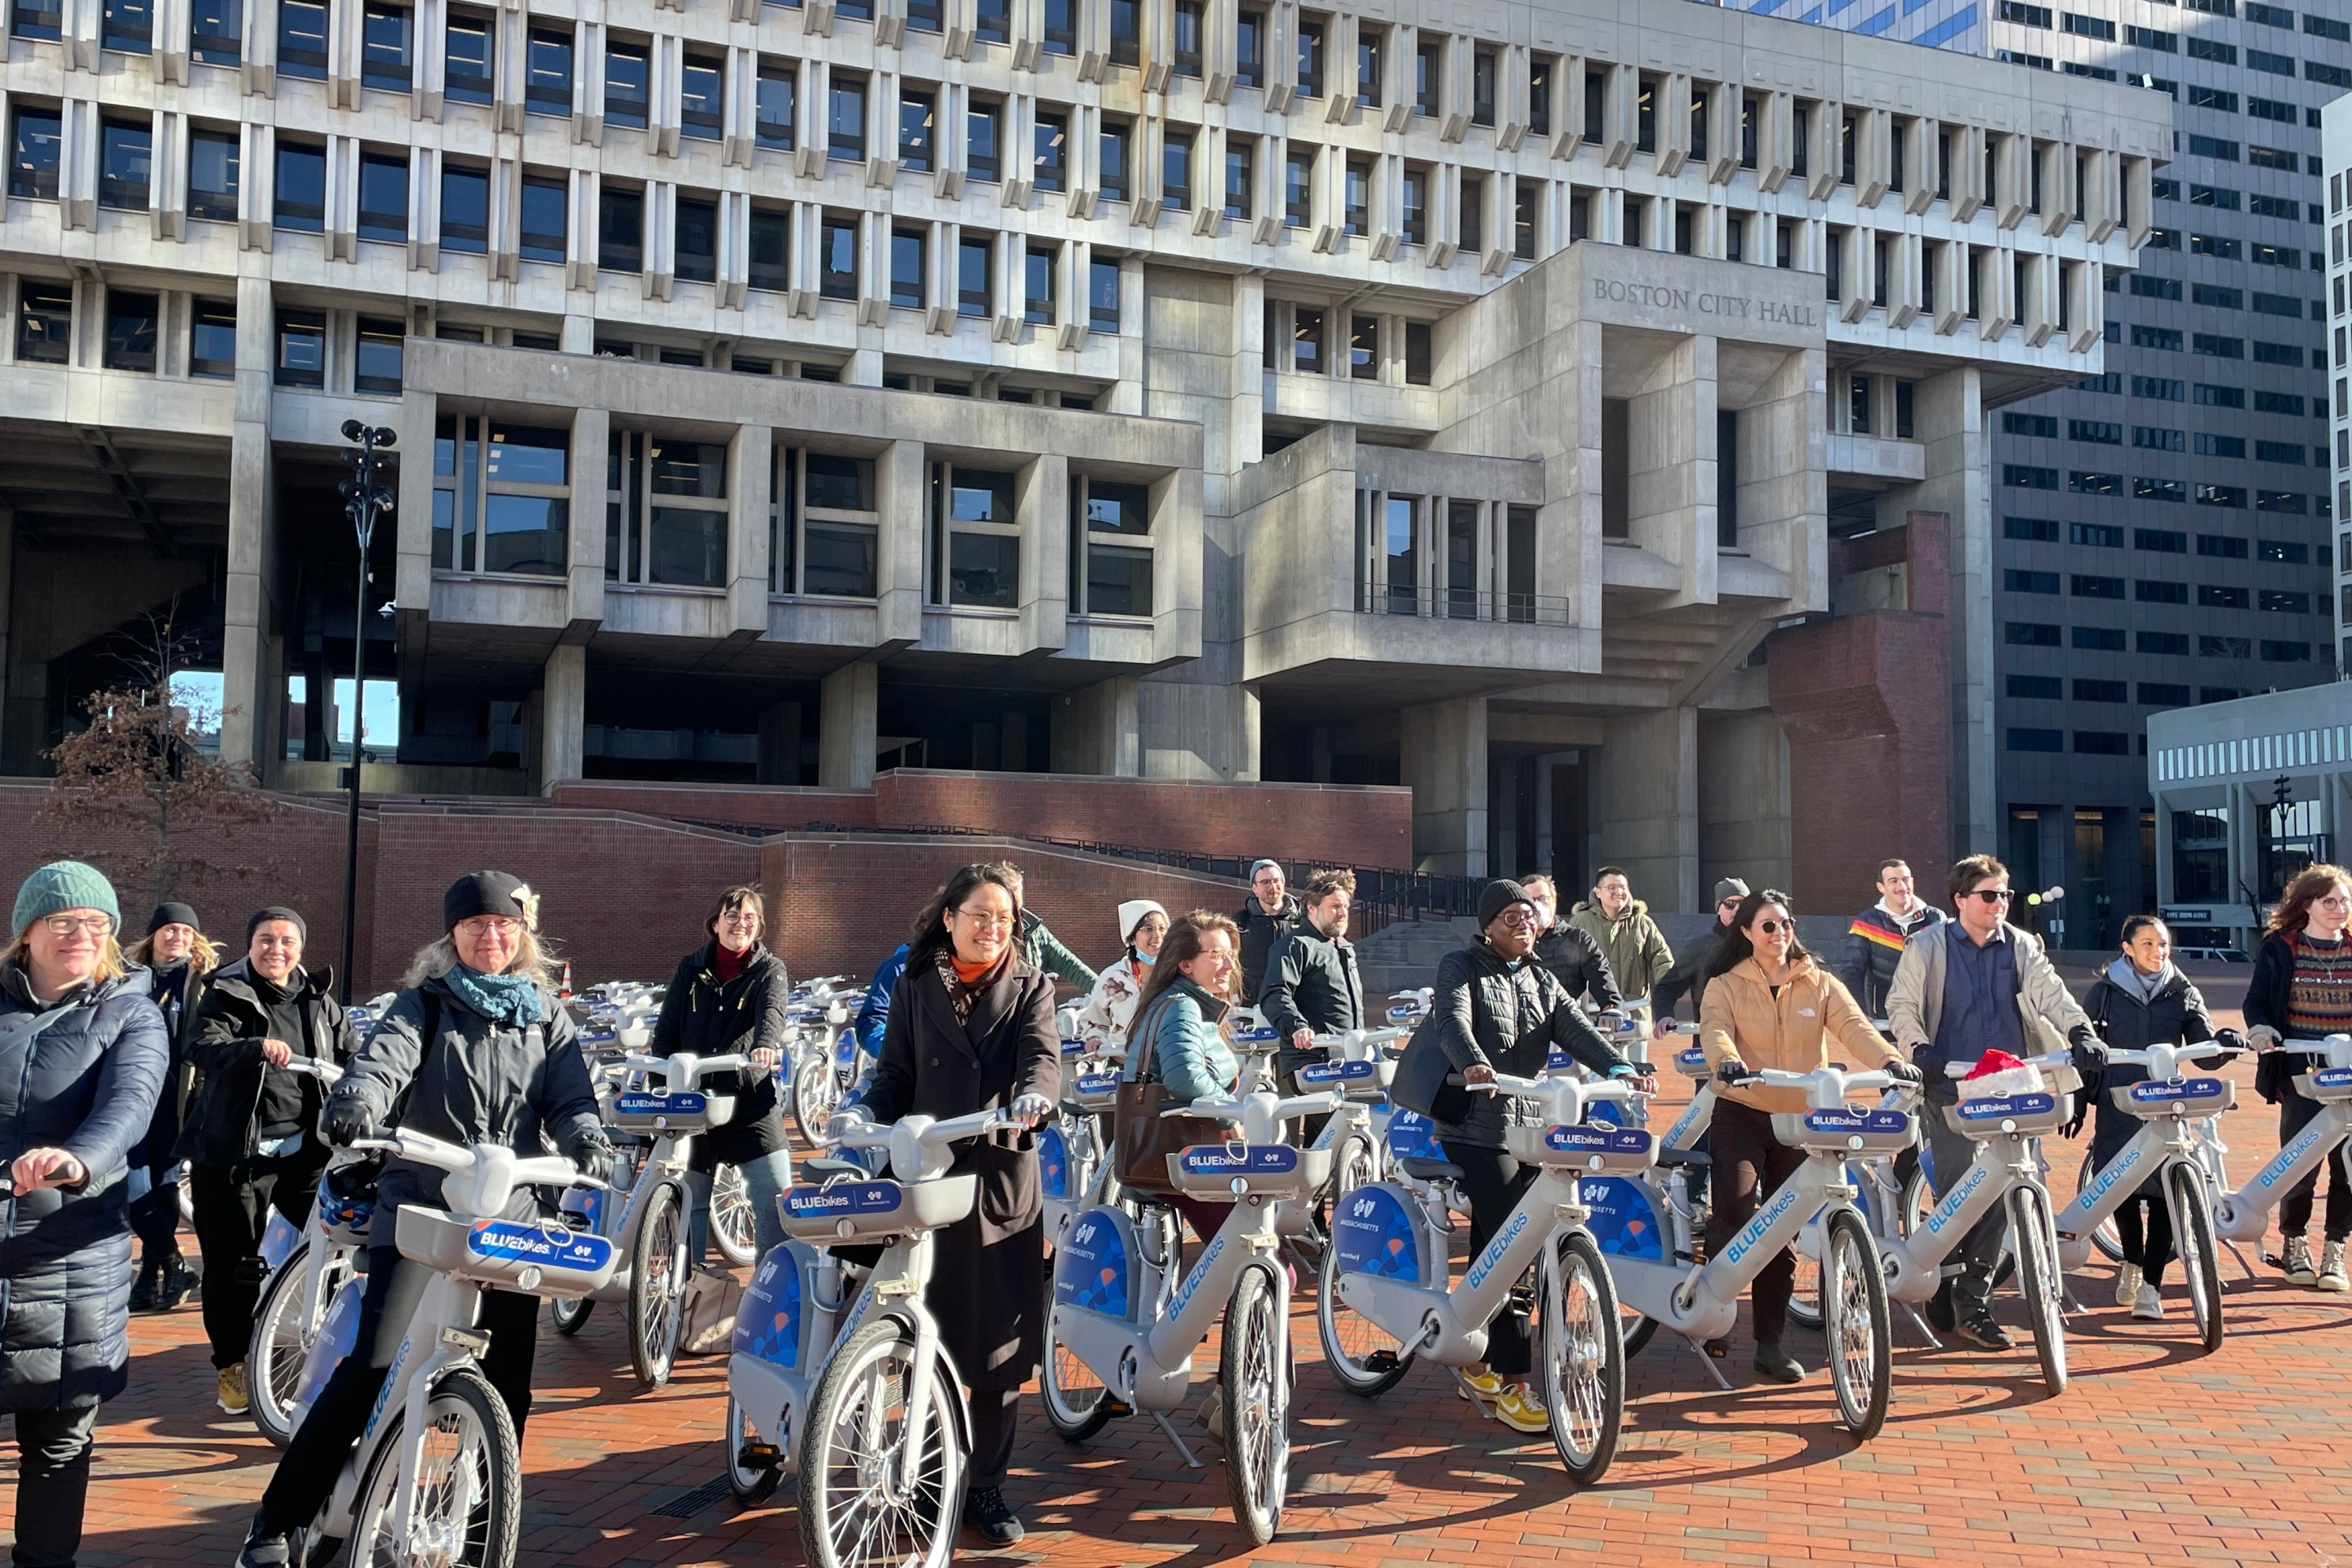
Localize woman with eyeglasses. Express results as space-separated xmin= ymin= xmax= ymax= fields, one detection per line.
xmin=2245 ymin=862 xmax=2352 ymax=1292
xmin=1698 ymin=888 xmax=1914 ymax=1383
xmin=0 ymin=862 xmax=166 ymax=1568
xmin=651 ymin=884 xmax=793 ymax=1266
xmin=122 ymin=902 xmax=220 ymax=1313
xmin=829 ymin=863 xmax=1058 ymax=1547
xmin=1074 ymin=899 xmax=1169 ymax=1059
xmin=179 ymin=905 xmax=356 ymax=1417
xmin=1428 ymin=880 xmax=1649 ymax=1434
xmin=238 ymin=872 xmax=612 ymax=1568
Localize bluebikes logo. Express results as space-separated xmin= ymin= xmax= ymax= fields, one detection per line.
xmin=1298 ymin=1059 xmax=1377 ymax=1086
xmin=1061 ymin=1036 xmax=1089 ymax=1056
xmin=2129 ymin=1077 xmax=2225 ymax=1103
xmin=1167 ymin=1232 xmax=1226 ymax=1319
xmin=1464 ymin=1209 xmax=1531 ymax=1291
xmin=1544 ymin=1125 xmax=1651 ymax=1156
xmin=466 ymin=1221 xmax=615 ymax=1273
xmin=1075 ymin=1071 xmax=1122 ymax=1095
xmin=2257 ymin=1122 xmax=2329 ymax=1190
xmin=1722 ymin=1184 xmax=1802 ymax=1267
xmin=1177 ymin=1144 xmax=1300 ymax=1177
xmin=2077 ymin=1141 xmax=2142 ymax=1209
xmin=1923 ymin=1161 xmax=1991 ymax=1236
xmin=1802 ymin=1108 xmax=1910 ymax=1136
xmin=2314 ymin=1067 xmax=2352 ymax=1091
xmin=1959 ymin=1093 xmax=2057 ymax=1119
xmin=784 ymin=1183 xmax=904 ymax=1218
xmin=616 ymin=1090 xmax=707 ymax=1116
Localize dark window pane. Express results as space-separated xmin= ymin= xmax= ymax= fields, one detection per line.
xmin=899 ymin=91 xmax=934 ymax=170
xmin=362 ymin=2 xmax=412 ymax=91
xmin=604 ymin=42 xmax=650 ymax=128
xmin=189 ymin=129 xmax=242 ymax=220
xmin=354 ymin=318 xmax=403 ymax=393
xmin=951 ymin=469 xmax=1014 ymax=521
xmin=101 ymin=0 xmax=152 ymax=54
xmin=275 ymin=310 xmax=326 ymax=386
xmin=974 ymin=0 xmax=1007 ymax=45
xmin=1085 ymin=480 xmax=1149 ymax=533
xmin=819 ymin=217 xmax=856 ymax=299
xmin=1044 ymin=0 xmax=1075 ymax=53
xmin=483 ymin=494 xmax=568 ymax=574
xmin=891 ymin=229 xmax=924 ymax=308
xmin=681 ymin=56 xmax=723 ymax=140
xmin=599 ymin=188 xmax=643 ymax=271
xmin=99 ymin=118 xmax=151 ymax=210
xmin=12 ymin=0 xmax=62 ymax=41
xmin=445 ymin=12 xmax=493 ymax=104
xmin=190 ymin=0 xmax=239 ymax=63
xmin=968 ymin=105 xmax=999 ymax=180
xmin=103 ymin=290 xmax=158 ymax=371
xmin=805 ymin=453 xmax=873 ymax=510
xmin=357 ymin=152 xmax=408 ymax=241
xmin=804 ymin=521 xmax=876 ymax=596
xmin=648 ymin=440 xmax=726 ymax=497
xmin=830 ymin=77 xmax=866 ymax=160
xmin=958 ymin=238 xmax=989 ymax=317
xmin=189 ymin=299 xmax=236 ymax=378
xmin=948 ymin=530 xmax=1018 ymax=607
xmin=1034 ymin=114 xmax=1067 ymax=191
xmin=274 ymin=141 xmax=327 ymax=230
xmin=1023 ymin=245 xmax=1054 ymax=323
xmin=16 ymin=282 xmax=71 ymax=364
xmin=1087 ymin=543 xmax=1152 ymax=615
xmin=278 ymin=0 xmax=327 ymax=77
xmin=519 ymin=176 xmax=564 ymax=262
xmin=756 ymin=68 xmax=795 ymax=150
xmin=748 ymin=207 xmax=789 ymax=292
xmin=1089 ymin=258 xmax=1118 ymax=332
xmin=11 ymin=109 xmax=63 ymax=200
xmin=440 ymin=165 xmax=488 ymax=252
xmin=675 ymin=196 xmax=716 ymax=282
xmin=648 ymin=507 xmax=725 ymax=586
xmin=526 ymin=27 xmax=572 ymax=114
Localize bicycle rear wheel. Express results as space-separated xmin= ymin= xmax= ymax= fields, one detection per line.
xmin=797 ymin=1320 xmax=964 ymax=1568
xmin=1822 ymin=1208 xmax=1891 ymax=1441
xmin=350 ymin=1366 xmax=520 ymax=1568
xmin=2169 ymin=1161 xmax=2224 ymax=1354
xmin=1040 ymin=1294 xmax=1113 ymax=1441
xmin=548 ymin=1295 xmax=595 ymax=1335
xmin=2008 ymin=1183 xmax=2068 ymax=1396
xmin=1315 ymin=1211 xmax=1411 ymax=1398
xmin=1534 ymin=1231 xmax=1624 ymax=1486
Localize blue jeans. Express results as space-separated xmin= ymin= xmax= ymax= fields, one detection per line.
xmin=683 ymin=1149 xmax=794 ymax=1264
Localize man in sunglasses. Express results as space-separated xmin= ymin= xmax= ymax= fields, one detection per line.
xmin=1887 ymin=853 xmax=2100 ymax=1349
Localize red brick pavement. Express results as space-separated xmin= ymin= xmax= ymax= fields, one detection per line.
xmin=34 ymin=1051 xmax=2352 ymax=1568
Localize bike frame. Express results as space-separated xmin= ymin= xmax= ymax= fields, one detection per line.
xmin=1878 ymin=1053 xmax=2072 ymax=1300
xmin=2054 ymin=1040 xmax=2238 ymax=1272
xmin=2212 ymin=1036 xmax=2352 ymax=1244
xmin=580 ymin=1049 xmax=748 ymax=1301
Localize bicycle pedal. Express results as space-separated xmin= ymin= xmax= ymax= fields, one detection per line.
xmin=1365 ymin=1350 xmax=1401 ymax=1371
xmin=737 ymin=1442 xmax=782 ymax=1469
xmin=1105 ymin=1399 xmax=1134 ymax=1418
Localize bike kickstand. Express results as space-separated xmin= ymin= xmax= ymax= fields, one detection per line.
xmin=1901 ymin=1305 xmax=1944 ymax=1349
xmin=1682 ymin=1335 xmax=1735 ymax=1392
xmin=2221 ymin=1238 xmax=2258 ymax=1285
xmin=1150 ymin=1411 xmax=1205 ymax=1470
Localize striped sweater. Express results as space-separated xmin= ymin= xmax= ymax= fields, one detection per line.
xmin=2285 ymin=933 xmax=2352 ymax=1040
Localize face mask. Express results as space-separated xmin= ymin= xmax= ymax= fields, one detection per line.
xmin=1134 ymin=951 xmax=1156 ymax=966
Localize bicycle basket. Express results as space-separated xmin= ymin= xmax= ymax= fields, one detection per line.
xmin=780 ymin=1174 xmax=976 ymax=1243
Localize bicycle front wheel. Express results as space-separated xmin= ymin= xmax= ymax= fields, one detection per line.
xmin=1535 ymin=1230 xmax=1624 ymax=1485
xmin=1822 ymin=1208 xmax=1891 ymax=1441
xmin=628 ymin=1179 xmax=689 ymax=1388
xmin=710 ymin=1163 xmax=759 ymax=1268
xmin=1222 ymin=1264 xmax=1290 ymax=1545
xmin=350 ymin=1366 xmax=520 ymax=1568
xmin=2009 ymin=1183 xmax=2068 ymax=1396
xmin=791 ymin=1049 xmax=840 ymax=1145
xmin=2169 ymin=1160 xmax=2224 ymax=1354
xmin=797 ymin=1319 xmax=964 ymax=1568
xmin=247 ymin=1257 xmax=315 ymax=1448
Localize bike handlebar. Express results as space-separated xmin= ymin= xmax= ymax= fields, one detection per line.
xmin=1162 ymin=1089 xmax=1343 ymax=1126
xmin=349 ymin=1129 xmax=607 ymax=1192
xmin=2276 ymin=1036 xmax=2352 ymax=1054
xmin=281 ymin=1058 xmax=345 ymax=1085
xmin=1941 ymin=1048 xmax=2077 ymax=1080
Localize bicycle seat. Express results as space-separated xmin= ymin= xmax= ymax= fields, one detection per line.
xmin=1396 ymin=1156 xmax=1466 ymax=1183
xmin=800 ymin=1156 xmax=870 ymax=1182
xmin=1655 ymin=1148 xmax=1712 ymax=1170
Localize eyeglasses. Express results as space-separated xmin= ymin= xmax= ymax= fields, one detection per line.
xmin=1494 ymin=910 xmax=1538 ymax=930
xmin=719 ymin=911 xmax=762 ymax=929
xmin=40 ymin=915 xmax=113 ymax=937
xmin=954 ymin=907 xmax=1016 ymax=929
xmin=1755 ymin=919 xmax=1792 ymax=935
xmin=457 ymin=915 xmax=523 ymax=937
xmin=1964 ymin=889 xmax=2014 ymax=904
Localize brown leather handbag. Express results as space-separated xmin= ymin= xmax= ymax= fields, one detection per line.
xmin=1114 ymin=991 xmax=1225 ymax=1193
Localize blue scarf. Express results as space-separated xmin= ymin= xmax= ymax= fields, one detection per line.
xmin=446 ymin=964 xmax=546 ymax=1026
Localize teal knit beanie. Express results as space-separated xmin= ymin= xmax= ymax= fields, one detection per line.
xmin=12 ymin=861 xmax=122 ymax=937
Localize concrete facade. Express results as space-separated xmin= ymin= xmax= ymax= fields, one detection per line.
xmin=0 ymin=0 xmax=2172 ymax=906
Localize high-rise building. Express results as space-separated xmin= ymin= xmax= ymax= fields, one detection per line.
xmin=0 ymin=0 xmax=2167 ymax=910
xmin=2323 ymin=90 xmax=2352 ymax=685
xmin=1970 ymin=0 xmax=2344 ymax=947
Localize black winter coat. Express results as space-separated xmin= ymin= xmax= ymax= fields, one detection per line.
xmin=1534 ymin=923 xmax=1624 ymax=1011
xmin=650 ymin=941 xmax=791 ymax=1169
xmin=0 ymin=965 xmax=167 ymax=1411
xmin=176 ymin=959 xmax=357 ymax=1168
xmin=2081 ymin=964 xmax=2222 ymax=1178
xmin=325 ymin=971 xmax=604 ymax=1225
xmin=862 ymin=952 xmax=1058 ymax=1390
xmin=1235 ymin=896 xmax=1303 ymax=1003
xmin=130 ymin=960 xmax=200 ymax=1172
xmin=1427 ymin=942 xmax=1631 ymax=1149
xmin=1258 ymin=924 xmax=1364 ymax=1079
xmin=1650 ymin=921 xmax=1727 ymax=1022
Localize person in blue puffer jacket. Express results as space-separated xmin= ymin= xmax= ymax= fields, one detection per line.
xmin=0 ymin=860 xmax=167 ymax=1568
xmin=852 ymin=942 xmax=909 ymax=1062
xmin=1122 ymin=911 xmax=1245 ymax=1245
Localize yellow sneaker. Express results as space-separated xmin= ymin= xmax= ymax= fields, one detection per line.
xmin=1455 ymin=1369 xmax=1503 ymax=1402
xmin=1493 ymin=1384 xmax=1551 ymax=1435
xmin=216 ymin=1361 xmax=249 ymax=1416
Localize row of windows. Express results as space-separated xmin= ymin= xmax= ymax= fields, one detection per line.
xmin=2139 ymin=229 xmax=2316 ymax=270
xmin=2001 ymin=415 xmax=2323 ymax=461
xmin=2005 ymin=623 xmax=2318 ymax=659
xmin=2125 ymin=275 xmax=2319 ymax=321
xmin=2003 ymin=728 xmax=2143 ymax=755
xmin=2003 ymin=675 xmax=2222 ymax=709
xmin=2001 ymin=467 xmax=2325 ymax=513
xmin=2149 ymin=180 xmax=2320 ymax=224
xmin=2077 ymin=371 xmax=2325 ymax=401
xmin=2002 ymin=572 xmax=2316 ymax=612
xmin=2002 ymin=519 xmax=2319 ymax=564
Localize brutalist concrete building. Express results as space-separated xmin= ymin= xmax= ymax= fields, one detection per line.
xmin=0 ymin=0 xmax=2171 ymax=910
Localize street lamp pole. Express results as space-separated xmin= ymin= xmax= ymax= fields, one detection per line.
xmin=336 ymin=420 xmax=398 ymax=1004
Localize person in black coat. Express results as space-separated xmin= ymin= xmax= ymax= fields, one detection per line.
xmin=650 ymin=884 xmax=793 ymax=1264
xmin=1522 ymin=875 xmax=1626 ymax=1012
xmin=0 ymin=862 xmax=167 ymax=1568
xmin=176 ymin=906 xmax=357 ymax=1417
xmin=1235 ymin=859 xmax=1303 ymax=1001
xmin=122 ymin=901 xmax=218 ymax=1312
xmin=2072 ymin=915 xmax=2232 ymax=1320
xmin=1424 ymin=880 xmax=1647 ymax=1432
xmin=835 ymin=863 xmax=1058 ymax=1548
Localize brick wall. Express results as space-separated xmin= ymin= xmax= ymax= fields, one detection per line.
xmin=1768 ymin=511 xmax=1953 ymax=915
xmin=764 ymin=833 xmax=1243 ymax=982
xmin=549 ymin=781 xmax=879 ymax=832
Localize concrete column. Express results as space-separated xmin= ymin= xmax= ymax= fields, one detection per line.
xmin=1050 ymin=675 xmax=1140 ymax=776
xmin=819 ymin=661 xmax=880 ymax=787
xmin=1401 ymin=695 xmax=1487 ymax=877
xmin=1697 ymin=710 xmax=1791 ymax=896
xmin=1597 ymin=705 xmax=1698 ymax=913
xmin=729 ymin=424 xmax=773 ymax=635
xmin=567 ymin=405 xmax=610 ymax=627
xmin=1018 ymin=452 xmax=1069 ymax=653
xmin=538 ymin=643 xmax=584 ymax=793
xmin=1733 ymin=347 xmax=1827 ymax=610
xmin=1912 ymin=364 xmax=1993 ymax=858
xmin=218 ymin=274 xmax=278 ymax=775
xmin=1626 ymin=335 xmax=1717 ymax=608
xmin=874 ymin=439 xmax=925 ymax=646
xmin=757 ymin=701 xmax=803 ymax=785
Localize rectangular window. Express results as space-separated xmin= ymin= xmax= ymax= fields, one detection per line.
xmin=13 ymin=0 xmax=61 ymax=39
xmin=899 ymin=89 xmax=934 ymax=172
xmin=2069 ymin=419 xmax=2121 ymax=445
xmin=2200 ymin=635 xmax=2252 ymax=658
xmin=2074 ymin=732 xmax=2132 ymax=755
xmin=890 ymin=227 xmax=924 ymax=310
xmin=1291 ymin=305 xmax=1325 ymax=374
xmin=2137 ymin=579 xmax=2189 ymax=603
xmin=354 ymin=316 xmax=403 ymax=394
xmin=359 ymin=2 xmax=411 ymax=91
xmin=519 ymin=175 xmax=565 ymax=263
xmin=2136 ymin=528 xmax=2186 ymax=552
xmin=1512 ymin=183 xmax=1536 ymax=260
xmin=2131 ymin=325 xmax=2184 ymax=350
xmin=190 ymin=0 xmax=239 ymax=62
xmin=2006 ymin=569 xmax=2060 ymax=594
xmin=102 ymin=288 xmax=157 ymax=371
xmin=342 ymin=149 xmax=402 ymax=242
xmin=2196 ymin=484 xmax=2247 ymax=508
xmin=2005 ymin=516 xmax=2060 ymax=541
xmin=1417 ymin=38 xmax=1441 ymax=116
xmin=1174 ymin=0 xmax=1201 ymax=77
xmin=2132 ymin=426 xmax=2184 ymax=452
xmin=2071 ymin=522 xmax=2123 ymax=547
xmin=2258 ymin=588 xmax=2310 ymax=612
xmin=1224 ymin=137 xmax=1252 ymax=220
xmin=1472 ymin=47 xmax=1496 ymax=127
xmin=2008 ymin=729 xmax=2064 ymax=752
xmin=1284 ymin=147 xmax=1311 ymax=228
xmin=1405 ymin=322 xmax=1432 ymax=385
xmin=2139 ymin=682 xmax=2190 ymax=706
xmin=937 ymin=466 xmax=1019 ymax=608
xmin=605 ymin=42 xmax=651 ymax=130
xmin=1296 ymin=16 xmax=1324 ymax=97
xmin=1108 ymin=0 xmax=1138 ymax=67
xmin=681 ymin=54 xmax=724 ymax=141
xmin=2070 ymin=574 xmax=2125 ymax=599
xmin=444 ymin=11 xmax=493 ymax=105
xmin=98 ymin=117 xmax=151 ymax=211
xmin=789 ymin=452 xmax=880 ymax=599
xmin=1100 ymin=118 xmax=1129 ymax=203
xmin=1089 ymin=259 xmax=1120 ymax=332
xmin=599 ymin=187 xmax=643 ymax=272
xmin=957 ymin=235 xmax=990 ymax=318
xmin=967 ymin=102 xmax=999 ymax=181
xmin=2005 ymin=465 xmax=2059 ymax=489
xmin=2072 ymin=626 xmax=2125 ymax=650
xmin=440 ymin=163 xmax=489 ymax=252
xmin=1349 ymin=314 xmax=1377 ymax=381
xmin=1034 ymin=112 xmax=1067 ymax=193
xmin=2140 ymin=630 xmax=2190 ymax=655
xmin=2132 ymin=376 xmax=2185 ymax=401
xmin=753 ymin=65 xmax=797 ymax=153
xmin=526 ymin=27 xmax=572 ymax=116
xmin=2136 ymin=478 xmax=2187 ymax=503
xmin=2073 ymin=679 xmax=2127 ymax=702
xmin=1461 ymin=175 xmax=1483 ymax=253
xmin=274 ymin=140 xmax=327 ymax=231
xmin=2196 ymin=433 xmax=2246 ymax=459
xmin=2260 ymin=639 xmax=2311 ymax=662
xmin=820 ymin=214 xmax=857 ymax=300
xmin=829 ymin=74 xmax=867 ymax=161
xmin=908 ymin=0 xmax=940 ymax=31
xmin=275 ymin=309 xmax=326 ymax=386
xmin=1345 ymin=156 xmax=1370 ymax=237
xmin=2006 ymin=621 xmax=2061 ymax=646
xmin=188 ymin=298 xmax=235 ymax=379
xmin=278 ymin=0 xmax=327 ymax=77
xmin=976 ymin=0 xmax=1008 ymax=42
xmin=1023 ymin=244 xmax=1055 ymax=324
xmin=1234 ymin=7 xmax=1263 ymax=87
xmin=1165 ymin=130 xmax=1194 ymax=211
xmin=748 ymin=206 xmax=789 ymax=293
xmin=2008 ymin=675 xmax=2062 ymax=699
xmin=13 ymin=281 xmax=70 ymax=364
xmin=100 ymin=0 xmax=149 ymax=50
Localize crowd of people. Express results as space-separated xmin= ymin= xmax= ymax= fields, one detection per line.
xmin=0 ymin=844 xmax=2344 ymax=1565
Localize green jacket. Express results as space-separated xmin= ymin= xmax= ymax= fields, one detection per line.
xmin=1566 ymin=898 xmax=1674 ymax=1004
xmin=1021 ymin=910 xmax=1098 ymax=991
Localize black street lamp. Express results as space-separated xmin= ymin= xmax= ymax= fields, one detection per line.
xmin=336 ymin=419 xmax=397 ymax=1003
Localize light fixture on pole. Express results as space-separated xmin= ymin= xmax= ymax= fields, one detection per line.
xmin=336 ymin=419 xmax=397 ymax=1004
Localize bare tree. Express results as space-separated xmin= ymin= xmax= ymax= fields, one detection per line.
xmin=41 ymin=615 xmax=275 ymax=908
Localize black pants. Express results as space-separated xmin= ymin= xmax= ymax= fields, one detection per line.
xmin=968 ymin=1388 xmax=1020 ymax=1490
xmin=1452 ymin=1145 xmax=1537 ymax=1378
xmin=1705 ymin=1101 xmax=1806 ymax=1345
xmin=258 ymin=1244 xmax=541 ymax=1535
xmin=123 ymin=1164 xmax=182 ymax=1263
xmin=1923 ymin=1109 xmax=2005 ymax=1319
xmin=2117 ymin=1192 xmax=2173 ymax=1287
xmin=11 ymin=1405 xmax=97 ymax=1568
xmin=2278 ymin=1085 xmax=2352 ymax=1243
xmin=189 ymin=1148 xmax=327 ymax=1369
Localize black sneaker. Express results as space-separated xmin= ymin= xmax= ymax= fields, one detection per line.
xmin=1925 ymin=1281 xmax=1956 ymax=1334
xmin=1751 ymin=1340 xmax=1806 ymax=1383
xmin=128 ymin=1259 xmax=162 ymax=1313
xmin=159 ymin=1254 xmax=199 ymax=1310
xmin=236 ymin=1517 xmax=295 ymax=1568
xmin=1954 ymin=1313 xmax=2015 ymax=1352
xmin=962 ymin=1486 xmax=1024 ymax=1546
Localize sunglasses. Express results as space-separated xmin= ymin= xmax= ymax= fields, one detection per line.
xmin=1964 ymin=889 xmax=2014 ymax=903
xmin=1754 ymin=919 xmax=1793 ymax=935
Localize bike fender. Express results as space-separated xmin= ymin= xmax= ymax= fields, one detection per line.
xmin=877 ymin=1306 xmax=975 ymax=1461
